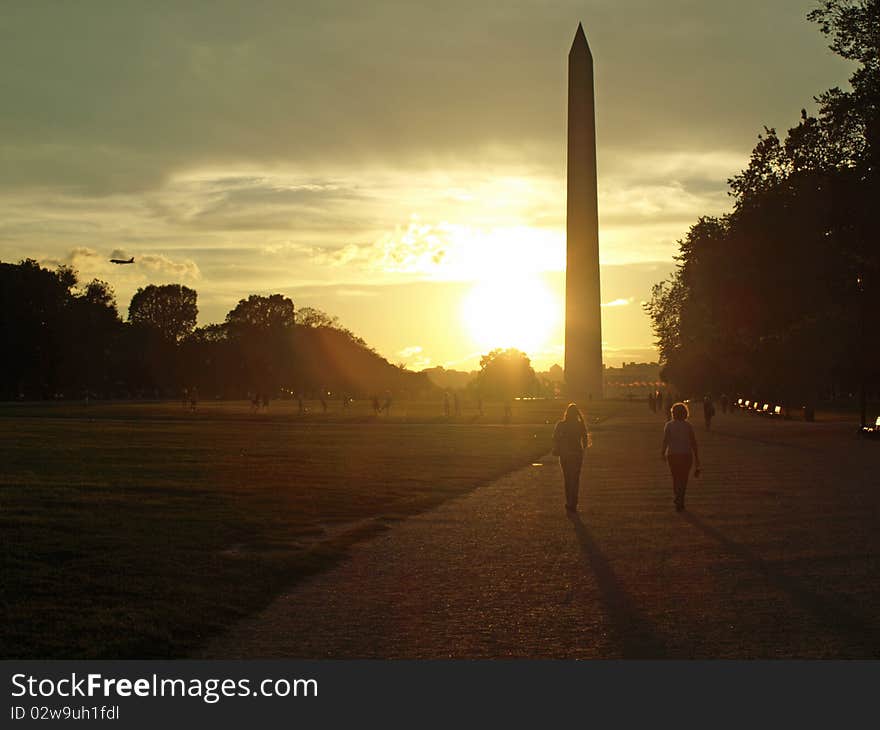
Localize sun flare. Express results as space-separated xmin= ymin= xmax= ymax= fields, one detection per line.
xmin=461 ymin=276 xmax=560 ymax=356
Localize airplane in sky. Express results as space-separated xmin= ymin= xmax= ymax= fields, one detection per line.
xmin=110 ymin=256 xmax=135 ymax=264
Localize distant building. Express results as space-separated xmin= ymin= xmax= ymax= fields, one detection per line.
xmin=603 ymin=362 xmax=663 ymax=399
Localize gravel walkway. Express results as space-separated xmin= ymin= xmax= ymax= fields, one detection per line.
xmin=198 ymin=409 xmax=880 ymax=658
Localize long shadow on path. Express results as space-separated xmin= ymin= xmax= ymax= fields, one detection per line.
xmin=569 ymin=514 xmax=670 ymax=658
xmin=683 ymin=512 xmax=880 ymax=657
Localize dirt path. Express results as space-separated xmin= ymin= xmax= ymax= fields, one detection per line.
xmin=197 ymin=408 xmax=880 ymax=658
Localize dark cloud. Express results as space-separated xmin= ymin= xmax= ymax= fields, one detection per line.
xmin=183 ymin=182 xmax=372 ymax=231
xmin=0 ymin=1 xmax=851 ymax=195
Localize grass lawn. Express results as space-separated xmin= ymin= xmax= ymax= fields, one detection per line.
xmin=1 ymin=398 xmax=616 ymax=658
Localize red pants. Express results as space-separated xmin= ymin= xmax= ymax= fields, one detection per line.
xmin=667 ymin=453 xmax=693 ymax=506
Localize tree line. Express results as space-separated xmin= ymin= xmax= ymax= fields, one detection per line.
xmin=0 ymin=259 xmax=556 ymax=403
xmin=645 ymin=0 xmax=879 ymax=405
xmin=0 ymin=259 xmax=433 ymax=401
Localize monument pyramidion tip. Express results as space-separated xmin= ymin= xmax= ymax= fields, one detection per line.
xmin=570 ymin=22 xmax=591 ymax=56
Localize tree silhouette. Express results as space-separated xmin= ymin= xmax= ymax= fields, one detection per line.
xmin=128 ymin=284 xmax=197 ymax=343
xmin=225 ymin=294 xmax=296 ymax=395
xmin=295 ymin=306 xmax=340 ymax=329
xmin=0 ymin=261 xmax=123 ymax=398
xmin=475 ymin=348 xmax=540 ymax=400
xmin=226 ymin=294 xmax=295 ymax=332
xmin=0 ymin=259 xmax=434 ymax=402
xmin=646 ymin=2 xmax=879 ymax=402
xmin=66 ymin=279 xmax=120 ymax=395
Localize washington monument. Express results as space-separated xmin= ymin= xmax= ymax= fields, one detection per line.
xmin=564 ymin=23 xmax=603 ymax=400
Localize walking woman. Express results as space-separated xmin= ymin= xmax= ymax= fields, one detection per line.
xmin=661 ymin=402 xmax=701 ymax=511
xmin=553 ymin=403 xmax=591 ymax=512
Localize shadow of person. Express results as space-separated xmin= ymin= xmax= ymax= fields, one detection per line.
xmin=568 ymin=513 xmax=669 ymax=658
xmin=682 ymin=511 xmax=880 ymax=657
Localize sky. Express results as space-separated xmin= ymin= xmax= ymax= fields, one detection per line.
xmin=0 ymin=1 xmax=853 ymax=370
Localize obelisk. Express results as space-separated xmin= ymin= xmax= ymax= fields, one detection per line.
xmin=564 ymin=22 xmax=603 ymax=400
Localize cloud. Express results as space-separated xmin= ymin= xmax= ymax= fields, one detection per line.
xmin=0 ymin=1 xmax=851 ymax=197
xmin=314 ymin=214 xmax=565 ymax=283
xmin=66 ymin=247 xmax=101 ymax=266
xmin=317 ymin=218 xmax=449 ymax=275
xmin=139 ymin=254 xmax=201 ymax=280
xmin=335 ymin=288 xmax=378 ymax=297
xmin=407 ymin=355 xmax=432 ymax=370
xmin=179 ymin=179 xmax=370 ymax=232
xmin=397 ymin=345 xmax=423 ymax=359
xmin=602 ymin=297 xmax=634 ymax=308
xmin=395 ymin=345 xmax=432 ymax=370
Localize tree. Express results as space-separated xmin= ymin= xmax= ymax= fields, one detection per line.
xmin=294 ymin=305 xmax=368 ymax=347
xmin=226 ymin=294 xmax=295 ymax=332
xmin=178 ymin=324 xmax=238 ymax=398
xmin=128 ymin=284 xmax=197 ymax=343
xmin=0 ymin=261 xmax=125 ymax=398
xmin=808 ymin=0 xmax=880 ymax=172
xmin=0 ymin=259 xmax=78 ymax=397
xmin=0 ymin=261 xmax=436 ymax=401
xmin=225 ymin=294 xmax=296 ymax=394
xmin=474 ymin=348 xmax=539 ymax=400
xmin=646 ymin=3 xmax=880 ymax=400
xmin=66 ymin=279 xmax=121 ymax=394
xmin=295 ymin=306 xmax=340 ymax=329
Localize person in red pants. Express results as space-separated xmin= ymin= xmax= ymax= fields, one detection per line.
xmin=661 ymin=402 xmax=701 ymax=511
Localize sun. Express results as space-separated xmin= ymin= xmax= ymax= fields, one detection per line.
xmin=461 ymin=275 xmax=560 ymax=356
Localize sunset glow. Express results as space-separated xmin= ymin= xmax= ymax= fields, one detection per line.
xmin=0 ymin=3 xmax=851 ymax=371
xmin=461 ymin=276 xmax=560 ymax=355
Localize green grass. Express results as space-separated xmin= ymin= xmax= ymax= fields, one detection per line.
xmin=0 ymin=398 xmax=616 ymax=658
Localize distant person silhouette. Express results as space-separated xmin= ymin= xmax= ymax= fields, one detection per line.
xmin=553 ymin=403 xmax=591 ymax=512
xmin=648 ymin=390 xmax=655 ymax=413
xmin=443 ymin=392 xmax=450 ymax=417
xmin=453 ymin=393 xmax=461 ymax=417
xmin=720 ymin=393 xmax=729 ymax=414
xmin=372 ymin=395 xmax=380 ymax=415
xmin=663 ymin=392 xmax=673 ymax=420
xmin=702 ymin=395 xmax=715 ymax=430
xmin=661 ymin=402 xmax=701 ymax=512
xmin=320 ymin=395 xmax=328 ymax=413
xmin=383 ymin=392 xmax=392 ymax=415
